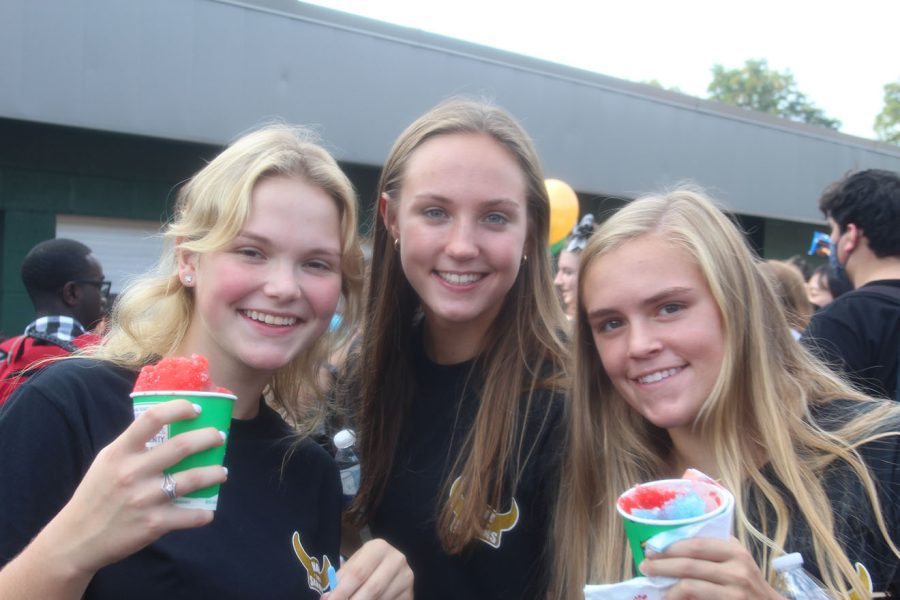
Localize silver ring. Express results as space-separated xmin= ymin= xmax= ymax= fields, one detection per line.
xmin=161 ymin=473 xmax=177 ymax=501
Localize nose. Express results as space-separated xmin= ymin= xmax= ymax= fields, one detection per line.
xmin=263 ymin=260 xmax=302 ymax=300
xmin=626 ymin=320 xmax=662 ymax=359
xmin=553 ymin=269 xmax=564 ymax=288
xmin=445 ymin=220 xmax=478 ymax=260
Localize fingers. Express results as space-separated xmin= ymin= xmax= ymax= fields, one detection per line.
xmin=121 ymin=399 xmax=202 ymax=452
xmin=642 ymin=537 xmax=775 ymax=598
xmin=328 ymin=539 xmax=413 ymax=600
xmin=119 ymin=400 xmax=226 ymax=474
xmin=163 ymin=465 xmax=229 ymax=503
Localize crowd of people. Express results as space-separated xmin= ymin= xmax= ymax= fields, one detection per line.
xmin=0 ymin=98 xmax=898 ymax=599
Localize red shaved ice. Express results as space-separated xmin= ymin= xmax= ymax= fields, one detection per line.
xmin=618 ymin=484 xmax=679 ymax=514
xmin=133 ymin=354 xmax=233 ymax=395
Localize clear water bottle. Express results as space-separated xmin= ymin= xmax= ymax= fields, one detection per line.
xmin=333 ymin=429 xmax=360 ymax=507
xmin=772 ymin=553 xmax=834 ymax=599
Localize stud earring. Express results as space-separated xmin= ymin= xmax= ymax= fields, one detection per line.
xmin=184 ymin=274 xmax=193 ymax=284
xmin=394 ymin=238 xmax=400 ymax=250
xmin=522 ymin=254 xmax=528 ymax=263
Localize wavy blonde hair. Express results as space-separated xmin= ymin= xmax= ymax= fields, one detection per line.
xmin=347 ymin=98 xmax=569 ymax=552
xmin=550 ymin=188 xmax=900 ymax=599
xmin=89 ymin=124 xmax=364 ymax=432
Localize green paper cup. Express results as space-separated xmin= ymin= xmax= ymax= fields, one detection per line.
xmin=617 ymin=479 xmax=733 ymax=571
xmin=131 ymin=390 xmax=236 ymax=510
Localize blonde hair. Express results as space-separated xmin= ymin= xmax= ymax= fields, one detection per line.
xmin=759 ymin=260 xmax=814 ymax=332
xmin=347 ymin=98 xmax=569 ymax=552
xmin=90 ymin=124 xmax=364 ymax=431
xmin=551 ymin=188 xmax=900 ymax=599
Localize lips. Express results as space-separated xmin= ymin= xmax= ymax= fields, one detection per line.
xmin=242 ymin=309 xmax=298 ymax=327
xmin=635 ymin=367 xmax=682 ymax=385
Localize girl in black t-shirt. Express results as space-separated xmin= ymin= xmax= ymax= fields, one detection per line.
xmin=0 ymin=125 xmax=411 ymax=599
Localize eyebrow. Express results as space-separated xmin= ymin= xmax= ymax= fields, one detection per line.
xmin=234 ymin=232 xmax=341 ymax=257
xmin=586 ymin=286 xmax=694 ymax=320
xmin=412 ymin=193 xmax=522 ymax=209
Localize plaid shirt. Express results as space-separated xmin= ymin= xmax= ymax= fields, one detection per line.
xmin=23 ymin=316 xmax=88 ymax=343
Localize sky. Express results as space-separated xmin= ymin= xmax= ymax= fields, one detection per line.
xmin=302 ymin=0 xmax=899 ymax=140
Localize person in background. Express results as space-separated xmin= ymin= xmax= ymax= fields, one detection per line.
xmin=551 ymin=189 xmax=900 ymax=599
xmin=759 ymin=259 xmax=813 ymax=339
xmin=785 ymin=254 xmax=814 ymax=283
xmin=0 ymin=125 xmax=411 ymax=599
xmin=805 ymin=263 xmax=853 ymax=311
xmin=0 ymin=238 xmax=107 ymax=404
xmin=554 ymin=214 xmax=595 ymax=321
xmin=802 ymin=169 xmax=900 ymax=400
xmin=342 ymin=98 xmax=569 ymax=599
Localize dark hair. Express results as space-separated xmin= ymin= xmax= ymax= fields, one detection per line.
xmin=786 ymin=254 xmax=813 ymax=282
xmin=812 ymin=263 xmax=853 ymax=299
xmin=20 ymin=238 xmax=94 ymax=304
xmin=819 ymin=169 xmax=900 ymax=257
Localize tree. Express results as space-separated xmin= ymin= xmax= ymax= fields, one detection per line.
xmin=707 ymin=59 xmax=841 ymax=130
xmin=643 ymin=79 xmax=684 ymax=94
xmin=874 ymin=79 xmax=900 ymax=145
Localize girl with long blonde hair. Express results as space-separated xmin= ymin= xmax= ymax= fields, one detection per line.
xmin=552 ymin=189 xmax=900 ymax=598
xmin=343 ymin=98 xmax=569 ymax=599
xmin=0 ymin=125 xmax=411 ymax=599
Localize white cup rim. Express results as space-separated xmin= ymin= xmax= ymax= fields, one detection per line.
xmin=617 ymin=478 xmax=733 ymax=526
xmin=130 ymin=390 xmax=237 ymax=400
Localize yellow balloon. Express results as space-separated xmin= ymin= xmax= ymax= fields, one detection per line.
xmin=545 ymin=179 xmax=579 ymax=246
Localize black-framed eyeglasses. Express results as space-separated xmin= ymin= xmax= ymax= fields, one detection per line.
xmin=74 ymin=278 xmax=112 ymax=299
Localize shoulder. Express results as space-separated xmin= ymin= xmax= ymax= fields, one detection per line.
xmin=28 ymin=358 xmax=136 ymax=391
xmin=4 ymin=358 xmax=136 ymax=416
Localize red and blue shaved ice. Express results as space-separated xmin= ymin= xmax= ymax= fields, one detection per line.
xmin=133 ymin=354 xmax=233 ymax=395
xmin=618 ymin=481 xmax=722 ymax=521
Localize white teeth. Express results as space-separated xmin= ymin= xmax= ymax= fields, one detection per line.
xmin=243 ymin=310 xmax=297 ymax=326
xmin=438 ymin=272 xmax=483 ymax=285
xmin=638 ymin=368 xmax=681 ymax=384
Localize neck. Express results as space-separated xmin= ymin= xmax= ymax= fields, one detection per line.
xmin=211 ymin=366 xmax=269 ymax=419
xmin=849 ymin=255 xmax=900 ymax=287
xmin=422 ymin=318 xmax=485 ymax=364
xmin=666 ymin=427 xmax=719 ymax=480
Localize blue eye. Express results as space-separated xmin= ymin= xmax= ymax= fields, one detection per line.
xmin=237 ymin=248 xmax=264 ymax=259
xmin=306 ymin=260 xmax=334 ymax=271
xmin=660 ymin=303 xmax=684 ymax=316
xmin=423 ymin=207 xmax=447 ymax=219
xmin=596 ymin=318 xmax=623 ymax=333
xmin=483 ymin=213 xmax=509 ymax=225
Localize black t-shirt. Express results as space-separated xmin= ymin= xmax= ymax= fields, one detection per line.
xmin=368 ymin=346 xmax=565 ymax=600
xmin=802 ymin=280 xmax=900 ymax=400
xmin=750 ymin=403 xmax=900 ymax=596
xmin=0 ymin=359 xmax=341 ymax=599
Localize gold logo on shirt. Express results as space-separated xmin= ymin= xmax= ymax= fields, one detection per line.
xmin=849 ymin=561 xmax=874 ymax=600
xmin=291 ymin=531 xmax=332 ymax=593
xmin=448 ymin=477 xmax=520 ymax=549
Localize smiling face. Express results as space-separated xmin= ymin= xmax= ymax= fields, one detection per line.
xmin=179 ymin=175 xmax=342 ymax=380
xmin=384 ymin=132 xmax=528 ymax=355
xmin=582 ymin=233 xmax=725 ymax=434
xmin=554 ymin=249 xmax=580 ymax=317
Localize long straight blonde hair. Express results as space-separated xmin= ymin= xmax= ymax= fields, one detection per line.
xmin=90 ymin=124 xmax=364 ymax=432
xmin=347 ymin=98 xmax=569 ymax=552
xmin=550 ymin=189 xmax=900 ymax=599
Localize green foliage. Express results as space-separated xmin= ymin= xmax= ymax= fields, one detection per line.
xmin=707 ymin=59 xmax=841 ymax=130
xmin=874 ymin=79 xmax=900 ymax=145
xmin=643 ymin=79 xmax=684 ymax=94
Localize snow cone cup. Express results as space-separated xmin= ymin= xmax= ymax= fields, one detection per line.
xmin=131 ymin=391 xmax=236 ymax=510
xmin=617 ymin=478 xmax=734 ymax=572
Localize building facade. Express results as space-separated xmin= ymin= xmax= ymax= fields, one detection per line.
xmin=2 ymin=0 xmax=899 ymax=333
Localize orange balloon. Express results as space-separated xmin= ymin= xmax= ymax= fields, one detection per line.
xmin=545 ymin=179 xmax=579 ymax=246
